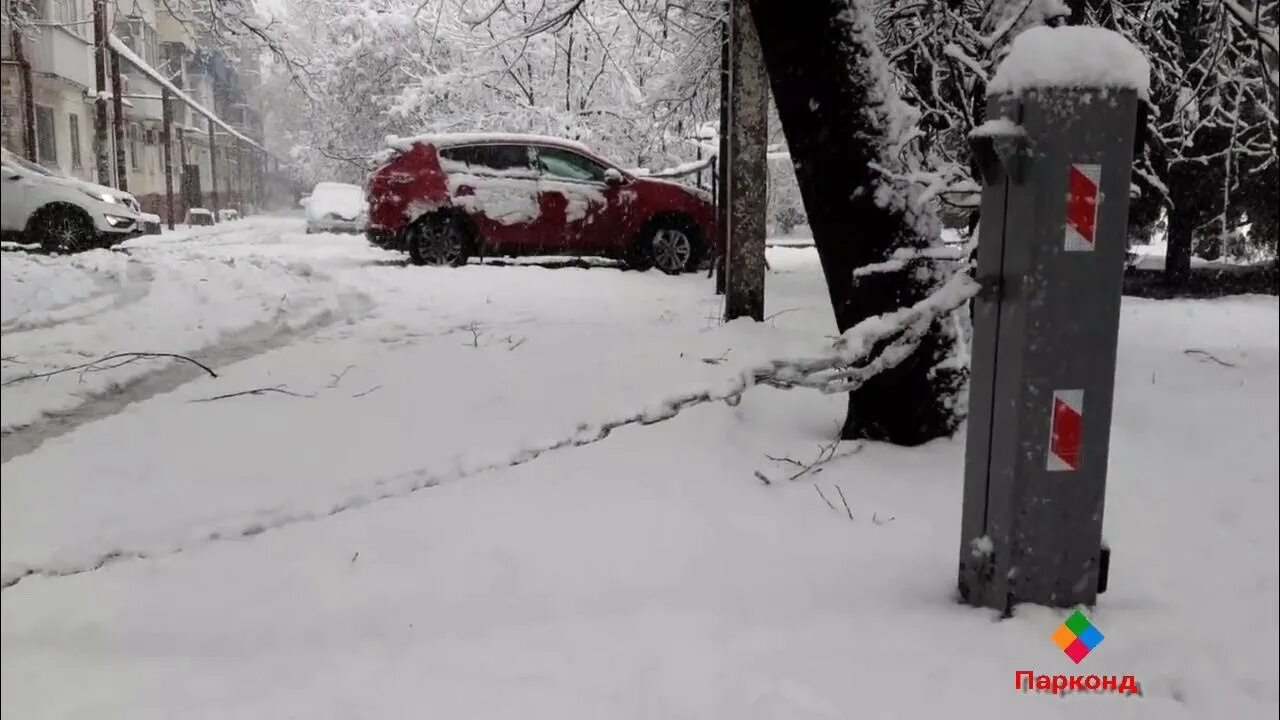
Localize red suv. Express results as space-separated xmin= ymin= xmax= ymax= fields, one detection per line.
xmin=366 ymin=134 xmax=716 ymax=273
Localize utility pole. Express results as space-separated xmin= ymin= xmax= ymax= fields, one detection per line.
xmin=723 ymin=0 xmax=769 ymax=322
xmin=161 ymin=89 xmax=175 ymax=230
xmin=110 ymin=48 xmax=127 ymax=191
xmin=714 ymin=4 xmax=730 ymax=295
xmin=92 ymin=0 xmax=110 ymax=184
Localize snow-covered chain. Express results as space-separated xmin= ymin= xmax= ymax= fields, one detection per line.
xmin=0 ymin=271 xmax=979 ymax=591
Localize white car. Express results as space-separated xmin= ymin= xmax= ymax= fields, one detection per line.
xmin=1 ymin=149 xmax=142 ymax=252
xmin=304 ymin=181 xmax=367 ymax=234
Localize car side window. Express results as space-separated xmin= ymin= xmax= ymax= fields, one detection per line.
xmin=439 ymin=144 xmax=533 ymax=175
xmin=481 ymin=145 xmax=534 ymax=171
xmin=438 ymin=146 xmax=482 ymax=167
xmin=535 ymin=147 xmax=608 ymax=183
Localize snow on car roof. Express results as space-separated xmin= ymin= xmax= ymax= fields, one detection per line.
xmin=988 ymin=26 xmax=1150 ymax=98
xmin=386 ymin=133 xmax=594 ymax=155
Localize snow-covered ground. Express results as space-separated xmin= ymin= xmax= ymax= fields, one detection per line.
xmin=2 ymin=217 xmax=1276 ymax=718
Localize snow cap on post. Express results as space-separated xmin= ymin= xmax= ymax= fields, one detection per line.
xmin=987 ymin=27 xmax=1150 ymax=99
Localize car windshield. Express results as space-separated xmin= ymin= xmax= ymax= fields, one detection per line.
xmin=310 ymin=182 xmax=365 ymax=216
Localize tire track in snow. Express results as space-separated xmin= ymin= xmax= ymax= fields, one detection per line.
xmin=0 ymin=294 xmax=372 ymax=464
xmin=1 ymin=260 xmax=155 ymax=335
xmin=0 ymin=381 xmax=760 ymax=591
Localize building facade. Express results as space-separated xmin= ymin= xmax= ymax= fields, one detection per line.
xmin=2 ymin=0 xmax=269 ymax=222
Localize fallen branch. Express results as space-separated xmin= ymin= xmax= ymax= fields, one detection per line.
xmin=760 ymin=437 xmax=862 ymax=483
xmin=190 ymin=385 xmax=315 ymax=403
xmin=1183 ymin=348 xmax=1237 ymax=368
xmin=2 ymin=352 xmax=216 ymax=388
xmin=351 ymin=385 xmax=382 ymax=398
xmin=835 ymin=484 xmax=854 ymax=520
xmin=815 ymin=484 xmax=837 ymax=510
xmin=327 ymin=364 xmax=357 ymax=388
xmin=701 ymin=349 xmax=731 ymax=365
xmin=872 ymin=512 xmax=895 ymax=525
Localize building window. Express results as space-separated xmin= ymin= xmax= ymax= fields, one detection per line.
xmin=117 ymin=17 xmax=160 ymax=68
xmin=69 ymin=113 xmax=82 ymax=168
xmin=49 ymin=0 xmax=88 ymax=39
xmin=34 ymin=105 xmax=57 ymax=165
xmin=130 ymin=125 xmax=141 ymax=170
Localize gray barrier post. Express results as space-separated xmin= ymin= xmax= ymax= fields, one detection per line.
xmin=957 ymin=29 xmax=1147 ymax=613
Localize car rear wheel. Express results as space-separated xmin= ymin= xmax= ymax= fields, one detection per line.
xmin=30 ymin=204 xmax=96 ymax=254
xmin=630 ymin=217 xmax=702 ymax=274
xmin=407 ymin=213 xmax=471 ymax=267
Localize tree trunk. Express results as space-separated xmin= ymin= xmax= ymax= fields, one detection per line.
xmin=92 ymin=0 xmax=111 ymax=185
xmin=724 ymin=0 xmax=768 ymax=321
xmin=208 ymin=125 xmax=220 ymax=219
xmin=747 ymin=0 xmax=964 ymax=445
xmin=1164 ymin=171 xmax=1196 ymax=285
xmin=161 ymin=89 xmax=175 ymax=229
xmin=110 ymin=49 xmax=128 ymax=192
xmin=714 ymin=6 xmax=730 ymax=295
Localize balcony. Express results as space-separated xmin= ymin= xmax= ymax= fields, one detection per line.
xmin=27 ymin=27 xmax=94 ymax=90
xmin=123 ymin=70 xmax=164 ymax=121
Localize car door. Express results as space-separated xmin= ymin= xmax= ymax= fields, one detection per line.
xmin=531 ymin=146 xmax=621 ymax=254
xmin=438 ymin=144 xmax=547 ymax=254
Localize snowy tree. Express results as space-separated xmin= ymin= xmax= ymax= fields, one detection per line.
xmin=747 ymin=0 xmax=976 ymax=445
xmin=261 ymin=0 xmax=725 ymax=188
xmin=1074 ymin=0 xmax=1277 ymax=277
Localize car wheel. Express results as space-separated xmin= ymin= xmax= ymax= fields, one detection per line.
xmin=31 ymin=204 xmax=96 ymax=254
xmin=633 ymin=218 xmax=701 ymax=275
xmin=407 ymin=213 xmax=471 ymax=267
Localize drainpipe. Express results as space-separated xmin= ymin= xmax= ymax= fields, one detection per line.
xmin=9 ymin=30 xmax=37 ymax=162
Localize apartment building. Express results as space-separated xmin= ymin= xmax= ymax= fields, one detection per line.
xmin=1 ymin=0 xmax=267 ymax=222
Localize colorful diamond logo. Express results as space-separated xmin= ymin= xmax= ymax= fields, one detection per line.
xmin=1054 ymin=609 xmax=1104 ymax=664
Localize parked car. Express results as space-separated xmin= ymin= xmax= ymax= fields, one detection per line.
xmin=1 ymin=148 xmax=141 ymax=252
xmin=305 ymin=181 xmax=367 ymax=234
xmin=139 ymin=212 xmax=163 ymax=235
xmin=366 ymin=133 xmax=715 ymax=273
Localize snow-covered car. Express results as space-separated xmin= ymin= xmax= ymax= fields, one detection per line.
xmin=1 ymin=148 xmax=141 ymax=252
xmin=139 ymin=212 xmax=163 ymax=235
xmin=366 ymin=133 xmax=716 ymax=273
xmin=305 ymin=182 xmax=367 ymax=234
xmin=186 ymin=208 xmax=214 ymax=226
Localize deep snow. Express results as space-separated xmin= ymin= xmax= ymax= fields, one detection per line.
xmin=1 ymin=218 xmax=1276 ymax=718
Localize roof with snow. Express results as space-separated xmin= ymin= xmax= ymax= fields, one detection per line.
xmin=386 ymin=133 xmax=594 ymax=155
xmin=987 ymin=26 xmax=1150 ymax=99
